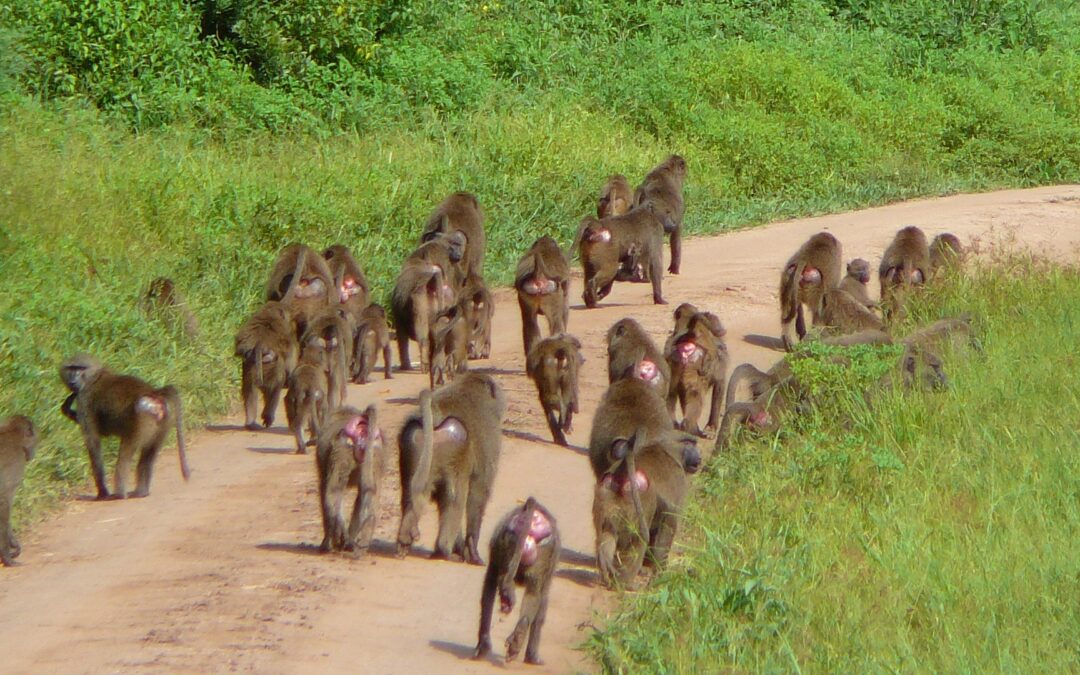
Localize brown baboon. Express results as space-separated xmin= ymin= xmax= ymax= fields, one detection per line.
xmin=593 ymin=430 xmax=699 ymax=587
xmin=397 ymin=373 xmax=506 ymax=563
xmin=665 ymin=310 xmax=729 ymax=436
xmin=300 ymin=307 xmax=352 ymax=411
xmin=316 ymin=405 xmax=386 ymax=555
xmin=59 ymin=354 xmax=190 ymax=500
xmin=516 ymin=237 xmax=571 ymax=358
xmin=285 ymin=356 xmax=328 ymax=455
xmin=578 ymin=208 xmax=666 ymax=308
xmin=879 ymin=226 xmax=930 ymax=319
xmin=929 ymin=233 xmax=964 ymax=278
xmin=0 ymin=416 xmax=36 ymax=566
xmin=472 ymin=497 xmax=560 ymax=665
xmin=323 ymin=244 xmax=370 ymax=313
xmin=265 ymin=244 xmax=335 ymax=338
xmin=902 ymin=315 xmax=976 ymax=354
xmin=607 ymin=318 xmax=671 ymax=394
xmin=428 ymin=303 xmax=469 ymax=389
xmin=142 ymin=277 xmax=199 ymax=338
xmin=598 ymin=175 xmax=634 ymax=219
xmin=819 ymin=288 xmax=886 ymax=336
xmin=634 ymin=155 xmax=688 ymax=274
xmin=461 ymin=273 xmax=495 ymax=360
xmin=421 ymin=192 xmax=486 ymax=279
xmin=392 ymin=244 xmax=456 ymax=372
xmin=235 ymin=301 xmax=298 ymax=430
xmin=668 ymin=302 xmax=725 ymax=340
xmin=839 ymin=258 xmax=876 ymax=309
xmin=715 ymin=398 xmax=784 ymax=450
xmin=779 ymin=232 xmax=843 ymax=351
xmin=525 ymin=334 xmax=584 ymax=447
xmin=351 ymin=303 xmax=393 ymax=384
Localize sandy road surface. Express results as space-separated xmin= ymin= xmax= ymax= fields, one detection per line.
xmin=2 ymin=186 xmax=1079 ymax=674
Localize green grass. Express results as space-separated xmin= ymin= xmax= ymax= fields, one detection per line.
xmin=587 ymin=257 xmax=1080 ymax=671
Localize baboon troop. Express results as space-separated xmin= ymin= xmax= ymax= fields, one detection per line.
xmin=0 ymin=416 xmax=36 ymax=566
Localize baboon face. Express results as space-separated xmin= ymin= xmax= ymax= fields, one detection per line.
xmin=59 ymin=353 xmax=101 ymax=393
xmin=847 ymin=259 xmax=871 ymax=284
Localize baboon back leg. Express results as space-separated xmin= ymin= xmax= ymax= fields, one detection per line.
xmin=472 ymin=563 xmax=499 ymax=659
xmin=518 ymin=297 xmax=540 ymax=357
xmin=649 ymin=252 xmax=666 ymax=305
xmin=706 ymin=378 xmax=725 ymax=432
xmin=133 ymin=435 xmax=164 ymax=498
xmin=321 ymin=470 xmax=348 ymax=551
xmin=114 ymin=436 xmax=139 ymax=498
xmin=81 ymin=417 xmax=110 ymax=499
xmin=396 ymin=333 xmax=412 ymax=371
xmin=434 ymin=478 xmax=467 ymax=561
xmin=463 ymin=474 xmax=493 ymax=565
xmin=648 ymin=510 xmax=678 ymax=569
xmin=261 ymin=384 xmax=282 ymax=428
xmin=0 ymin=490 xmax=15 ymax=565
xmin=505 ymin=586 xmax=543 ymax=663
xmin=242 ymin=365 xmax=260 ymax=429
xmin=668 ymin=228 xmax=682 ymax=275
xmin=619 ymin=535 xmax=648 ymax=587
xmin=795 ymin=304 xmax=807 ymax=340
xmin=544 ymin=407 xmax=567 ymax=447
xmin=682 ymin=388 xmax=705 ymax=436
xmin=523 ymin=585 xmax=551 ymax=665
xmin=348 ymin=475 xmax=378 ymax=553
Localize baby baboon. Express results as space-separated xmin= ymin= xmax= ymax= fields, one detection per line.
xmin=597 ymin=174 xmax=634 ymax=219
xmin=607 ymin=318 xmax=671 ymax=394
xmin=142 ymin=276 xmax=199 ymax=339
xmin=300 ymin=307 xmax=352 ymax=411
xmin=285 ymin=356 xmax=328 ymax=455
xmin=473 ymin=497 xmax=560 ymax=665
xmin=525 ymin=334 xmax=584 ymax=447
xmin=397 ymin=373 xmax=506 ymax=563
xmin=0 ymin=416 xmax=36 ymax=566
xmin=516 ymin=237 xmax=570 ymax=358
xmin=323 ymin=244 xmax=370 ymax=313
xmin=634 ymin=155 xmax=688 ymax=274
xmin=929 ymin=233 xmax=964 ymax=278
xmin=428 ymin=303 xmax=469 ymax=389
xmin=819 ymin=288 xmax=886 ymax=336
xmin=235 ymin=301 xmax=298 ymax=430
xmin=265 ymin=244 xmax=334 ymax=338
xmin=839 ymin=258 xmax=876 ymax=309
xmin=316 ymin=405 xmax=386 ymax=555
xmin=421 ymin=192 xmax=486 ymax=279
xmin=578 ymin=208 xmax=666 ymax=308
xmin=779 ymin=231 xmax=843 ymax=351
xmin=665 ymin=310 xmax=729 ymax=436
xmin=391 ymin=243 xmax=456 ymax=372
xmin=351 ymin=303 xmax=393 ymax=384
xmin=879 ymin=226 xmax=930 ymax=320
xmin=59 ymin=354 xmax=190 ymax=500
xmin=461 ymin=273 xmax=495 ymax=360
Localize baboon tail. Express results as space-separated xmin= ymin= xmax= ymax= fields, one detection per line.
xmin=625 ymin=434 xmax=649 ymax=541
xmin=408 ymin=389 xmax=436 ymax=504
xmin=280 ymin=248 xmax=308 ymax=303
xmin=161 ymin=385 xmax=191 ymax=481
xmin=780 ymin=262 xmax=803 ymax=323
xmin=254 ymin=345 xmax=265 ymax=388
xmin=503 ymin=497 xmax=537 ymax=593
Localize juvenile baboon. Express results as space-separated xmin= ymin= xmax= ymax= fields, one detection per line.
xmin=351 ymin=303 xmax=393 ymax=384
xmin=665 ymin=310 xmax=729 ymax=436
xmin=59 ymin=354 xmax=190 ymax=500
xmin=0 ymin=416 xmax=36 ymax=566
xmin=265 ymin=244 xmax=334 ymax=338
xmin=779 ymin=232 xmax=843 ymax=351
xmin=461 ymin=273 xmax=495 ymax=360
xmin=142 ymin=276 xmax=199 ymax=338
xmin=715 ymin=397 xmax=784 ymax=451
xmin=879 ymin=226 xmax=930 ymax=320
xmin=516 ymin=237 xmax=571 ymax=358
xmin=472 ymin=497 xmax=560 ymax=665
xmin=607 ymin=318 xmax=671 ymax=394
xmin=668 ymin=302 xmax=724 ymax=340
xmin=397 ymin=373 xmax=506 ymax=563
xmin=235 ymin=301 xmax=298 ymax=430
xmin=285 ymin=356 xmax=328 ymax=455
xmin=428 ymin=303 xmax=469 ymax=389
xmin=598 ymin=175 xmax=634 ymax=219
xmin=300 ymin=307 xmax=352 ymax=411
xmin=525 ymin=334 xmax=584 ymax=447
xmin=839 ymin=258 xmax=876 ymax=309
xmin=421 ymin=192 xmax=486 ymax=279
xmin=391 ymin=244 xmax=456 ymax=372
xmin=819 ymin=288 xmax=886 ymax=336
xmin=634 ymin=155 xmax=688 ymax=274
xmin=316 ymin=405 xmax=386 ymax=555
xmin=929 ymin=233 xmax=964 ymax=278
xmin=578 ymin=208 xmax=666 ymax=308
xmin=323 ymin=244 xmax=370 ymax=312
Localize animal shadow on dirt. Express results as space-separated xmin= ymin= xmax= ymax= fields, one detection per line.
xmin=743 ymin=333 xmax=787 ymax=351
xmin=429 ymin=640 xmax=477 ymax=661
xmin=501 ymin=428 xmax=589 ymax=456
xmin=258 ymin=539 xmax=401 ymax=559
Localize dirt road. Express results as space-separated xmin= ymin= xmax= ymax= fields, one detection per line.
xmin=2 ymin=186 xmax=1078 ymax=674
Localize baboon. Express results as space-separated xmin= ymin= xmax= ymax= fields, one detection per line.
xmin=607 ymin=318 xmax=671 ymax=394
xmin=668 ymin=302 xmax=725 ymax=340
xmin=316 ymin=405 xmax=386 ymax=555
xmin=839 ymin=258 xmax=876 ymax=309
xmin=473 ymin=497 xmax=560 ymax=665
xmin=397 ymin=373 xmax=506 ymax=563
xmin=59 ymin=354 xmax=190 ymax=500
xmin=235 ymin=301 xmax=298 ymax=430
xmin=779 ymin=232 xmax=843 ymax=351
xmin=265 ymin=244 xmax=334 ymax=338
xmin=461 ymin=273 xmax=495 ymax=360
xmin=323 ymin=244 xmax=370 ymax=313
xmin=598 ymin=174 xmax=634 ymax=219
xmin=300 ymin=307 xmax=352 ymax=411
xmin=593 ymin=430 xmax=699 ymax=587
xmin=577 ymin=208 xmax=666 ymax=308
xmin=516 ymin=237 xmax=570 ymax=358
xmin=0 ymin=416 xmax=36 ymax=566
xmin=715 ymin=397 xmax=784 ymax=451
xmin=665 ymin=310 xmax=729 ymax=436
xmin=929 ymin=233 xmax=964 ymax=278
xmin=902 ymin=315 xmax=976 ymax=354
xmin=350 ymin=303 xmax=393 ymax=384
xmin=634 ymin=155 xmax=687 ymax=274
xmin=285 ymin=356 xmax=328 ymax=455
xmin=428 ymin=303 xmax=469 ymax=389
xmin=142 ymin=276 xmax=199 ymax=338
xmin=879 ymin=226 xmax=930 ymax=320
xmin=421 ymin=191 xmax=486 ymax=279
xmin=525 ymin=334 xmax=584 ymax=447
xmin=819 ymin=288 xmax=886 ymax=336
xmin=391 ymin=244 xmax=456 ymax=372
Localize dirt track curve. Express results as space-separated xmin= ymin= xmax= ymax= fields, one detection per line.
xmin=2 ymin=186 xmax=1079 ymax=674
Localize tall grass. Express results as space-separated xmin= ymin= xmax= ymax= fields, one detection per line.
xmin=588 ymin=258 xmax=1080 ymax=671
